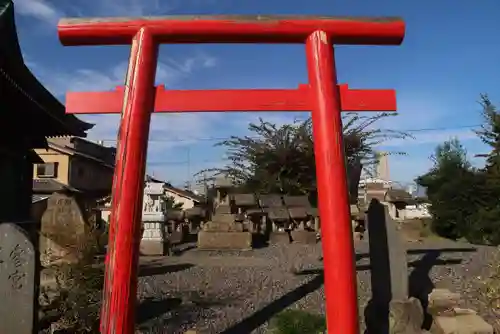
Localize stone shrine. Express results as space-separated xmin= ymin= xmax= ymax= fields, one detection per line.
xmin=197 ymin=177 xmax=252 ymax=250
xmin=140 ymin=182 xmax=168 ymax=255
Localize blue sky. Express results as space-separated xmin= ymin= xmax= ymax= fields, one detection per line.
xmin=15 ymin=0 xmax=500 ymax=186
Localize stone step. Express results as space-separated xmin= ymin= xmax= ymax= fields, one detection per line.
xmin=211 ymin=213 xmax=235 ymax=224
xmin=215 ymin=205 xmax=232 ymax=214
xmin=197 ymin=231 xmax=252 ymax=250
xmin=204 ymin=221 xmax=243 ymax=232
xmin=431 ymin=314 xmax=494 ymax=334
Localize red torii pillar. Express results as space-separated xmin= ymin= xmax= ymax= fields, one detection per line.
xmin=58 ymin=16 xmax=405 ymax=334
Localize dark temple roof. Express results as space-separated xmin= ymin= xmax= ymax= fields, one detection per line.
xmin=0 ymin=0 xmax=93 ymax=146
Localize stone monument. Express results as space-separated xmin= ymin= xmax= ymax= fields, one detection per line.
xmin=140 ymin=182 xmax=168 ymax=255
xmin=365 ymin=199 xmax=424 ymax=333
xmin=40 ymin=192 xmax=89 ymax=265
xmin=197 ymin=177 xmax=252 ymax=250
xmin=0 ymin=223 xmax=38 ymax=334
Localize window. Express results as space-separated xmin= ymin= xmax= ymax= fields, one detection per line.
xmin=36 ymin=162 xmax=58 ymax=178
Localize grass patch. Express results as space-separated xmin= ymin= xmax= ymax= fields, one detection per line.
xmin=269 ymin=309 xmax=326 ymax=334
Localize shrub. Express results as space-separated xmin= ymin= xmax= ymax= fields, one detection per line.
xmin=268 ymin=309 xmax=326 ymax=334
xmin=40 ymin=230 xmax=104 ymax=333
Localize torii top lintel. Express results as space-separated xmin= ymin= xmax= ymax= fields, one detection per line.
xmin=59 ymin=15 xmax=405 ymax=114
xmin=57 ymin=15 xmax=405 ymax=46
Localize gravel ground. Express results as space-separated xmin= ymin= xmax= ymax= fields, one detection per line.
xmin=136 ymin=239 xmax=499 ymax=334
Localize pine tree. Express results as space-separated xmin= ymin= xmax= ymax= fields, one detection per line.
xmin=417 ymin=139 xmax=479 ymax=239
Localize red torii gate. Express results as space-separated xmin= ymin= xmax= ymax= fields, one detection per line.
xmin=57 ymin=15 xmax=405 ymax=334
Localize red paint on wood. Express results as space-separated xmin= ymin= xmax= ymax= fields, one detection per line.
xmin=58 ymin=15 xmax=405 ymax=46
xmin=306 ymin=31 xmax=360 ymax=334
xmin=57 ymin=14 xmax=406 ymax=334
xmin=64 ymin=84 xmax=396 ymax=114
xmin=100 ymin=28 xmax=158 ymax=334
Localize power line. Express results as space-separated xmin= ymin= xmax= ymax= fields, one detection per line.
xmin=95 ymin=123 xmax=481 ymax=144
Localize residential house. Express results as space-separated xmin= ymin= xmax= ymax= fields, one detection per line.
xmin=99 ymin=175 xmax=204 ymax=223
xmin=33 ymin=136 xmax=116 ymax=199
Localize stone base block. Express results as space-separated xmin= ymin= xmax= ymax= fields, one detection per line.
xmin=169 ymin=231 xmax=185 ymax=244
xmin=269 ymin=232 xmax=290 ymax=244
xmin=197 ymin=231 xmax=252 ymax=250
xmin=204 ymin=221 xmax=243 ymax=232
xmin=140 ymin=239 xmax=168 ymax=256
xmin=290 ymin=230 xmax=317 ymax=244
xmin=431 ymin=314 xmax=494 ymax=334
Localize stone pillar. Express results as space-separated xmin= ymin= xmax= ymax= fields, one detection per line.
xmin=140 ymin=222 xmax=167 ymax=255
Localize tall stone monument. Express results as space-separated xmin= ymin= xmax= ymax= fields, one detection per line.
xmin=197 ymin=177 xmax=252 ymax=250
xmin=0 ymin=223 xmax=38 ymax=334
xmin=140 ymin=182 xmax=168 ymax=255
xmin=40 ymin=192 xmax=89 ymax=265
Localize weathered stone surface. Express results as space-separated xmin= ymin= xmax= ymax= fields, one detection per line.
xmin=140 ymin=240 xmax=169 ymax=256
xmin=290 ymin=230 xmax=317 ymax=244
xmin=266 ymin=208 xmax=290 ymax=221
xmin=388 ymin=297 xmax=424 ymax=334
xmin=0 ymin=223 xmax=38 ymax=334
xmin=204 ymin=221 xmax=243 ymax=232
xmin=428 ymin=289 xmax=462 ymax=316
xmin=213 ymin=213 xmax=235 ymax=224
xmin=367 ymin=199 xmax=408 ymax=300
xmin=40 ymin=193 xmax=88 ymax=264
xmin=215 ymin=205 xmax=232 ymax=214
xmin=282 ymin=195 xmax=311 ymax=207
xmin=353 ymin=231 xmax=364 ymax=241
xmin=197 ymin=231 xmax=252 ymax=250
xmin=169 ymin=230 xmax=185 ymax=244
xmin=259 ymin=195 xmax=283 ymax=208
xmin=288 ymin=207 xmax=309 ymax=219
xmin=431 ymin=314 xmax=494 ymax=334
xmin=269 ymin=232 xmax=290 ymax=244
xmin=233 ymin=193 xmax=257 ymax=206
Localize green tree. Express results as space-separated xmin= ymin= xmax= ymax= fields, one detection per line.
xmin=476 ymin=94 xmax=500 ymax=169
xmin=198 ymin=113 xmax=410 ymax=204
xmin=416 ymin=138 xmax=480 ymax=239
xmin=469 ymin=95 xmax=500 ymax=244
xmin=163 ymin=195 xmax=184 ymax=210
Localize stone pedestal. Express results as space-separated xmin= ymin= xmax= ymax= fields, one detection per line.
xmin=431 ymin=314 xmax=493 ymax=334
xmin=197 ymin=204 xmax=253 ymax=250
xmin=140 ymin=222 xmax=168 ymax=256
xmin=198 ymin=231 xmax=252 ymax=250
xmin=290 ymin=230 xmax=317 ymax=244
xmin=269 ymin=231 xmax=290 ymax=244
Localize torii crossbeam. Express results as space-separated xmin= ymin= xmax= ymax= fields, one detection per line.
xmin=58 ymin=15 xmax=405 ymax=334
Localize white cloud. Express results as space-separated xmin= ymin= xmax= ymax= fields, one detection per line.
xmin=97 ymin=0 xmax=173 ymax=16
xmin=15 ymin=0 xmax=62 ymax=25
xmin=31 ymin=51 xmax=216 ymax=96
xmin=14 ymin=0 xmax=203 ymax=27
xmin=28 ymin=50 xmax=221 ymax=149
